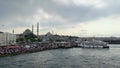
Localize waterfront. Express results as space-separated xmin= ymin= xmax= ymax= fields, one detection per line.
xmin=0 ymin=44 xmax=120 ymax=68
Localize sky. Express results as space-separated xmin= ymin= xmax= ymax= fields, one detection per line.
xmin=0 ymin=0 xmax=120 ymax=37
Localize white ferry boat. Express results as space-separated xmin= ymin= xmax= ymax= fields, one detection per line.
xmin=79 ymin=39 xmax=109 ymax=48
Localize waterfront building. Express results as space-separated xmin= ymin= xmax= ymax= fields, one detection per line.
xmin=0 ymin=32 xmax=4 ymax=45
xmin=0 ymin=32 xmax=16 ymax=46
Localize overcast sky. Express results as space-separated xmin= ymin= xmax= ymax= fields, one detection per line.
xmin=0 ymin=0 xmax=120 ymax=37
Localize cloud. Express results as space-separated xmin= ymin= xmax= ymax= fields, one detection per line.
xmin=30 ymin=0 xmax=120 ymax=23
xmin=0 ymin=0 xmax=120 ymax=36
xmin=78 ymin=15 xmax=120 ymax=37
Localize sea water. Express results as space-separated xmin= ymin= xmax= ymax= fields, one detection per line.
xmin=0 ymin=44 xmax=120 ymax=68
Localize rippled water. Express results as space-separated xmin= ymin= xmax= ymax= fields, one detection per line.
xmin=0 ymin=44 xmax=120 ymax=68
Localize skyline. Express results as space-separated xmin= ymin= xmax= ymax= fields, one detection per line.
xmin=0 ymin=0 xmax=120 ymax=37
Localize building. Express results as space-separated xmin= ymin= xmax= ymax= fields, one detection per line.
xmin=0 ymin=32 xmax=16 ymax=46
xmin=42 ymin=32 xmax=54 ymax=42
xmin=54 ymin=42 xmax=71 ymax=48
xmin=0 ymin=32 xmax=4 ymax=45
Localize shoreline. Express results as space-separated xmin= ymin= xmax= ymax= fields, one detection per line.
xmin=0 ymin=47 xmax=74 ymax=57
xmin=0 ymin=45 xmax=109 ymax=57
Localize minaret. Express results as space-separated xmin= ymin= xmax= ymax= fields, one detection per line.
xmin=12 ymin=29 xmax=14 ymax=35
xmin=12 ymin=29 xmax=14 ymax=44
xmin=37 ymin=22 xmax=39 ymax=37
xmin=32 ymin=24 xmax=34 ymax=34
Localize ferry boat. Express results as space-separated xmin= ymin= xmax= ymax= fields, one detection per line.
xmin=79 ymin=39 xmax=109 ymax=48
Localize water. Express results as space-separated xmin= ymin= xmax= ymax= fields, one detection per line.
xmin=0 ymin=44 xmax=120 ymax=68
